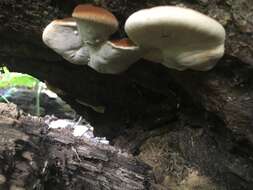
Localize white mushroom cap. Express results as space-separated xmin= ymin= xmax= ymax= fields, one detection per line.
xmin=88 ymin=38 xmax=142 ymax=74
xmin=72 ymin=4 xmax=119 ymax=45
xmin=124 ymin=6 xmax=226 ymax=71
xmin=42 ymin=18 xmax=89 ymax=65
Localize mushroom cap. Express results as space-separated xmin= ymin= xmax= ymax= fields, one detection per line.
xmin=42 ymin=18 xmax=89 ymax=65
xmin=88 ymin=38 xmax=142 ymax=74
xmin=72 ymin=4 xmax=119 ymax=45
xmin=51 ymin=17 xmax=77 ymax=27
xmin=124 ymin=6 xmax=226 ymax=71
xmin=72 ymin=4 xmax=118 ymax=29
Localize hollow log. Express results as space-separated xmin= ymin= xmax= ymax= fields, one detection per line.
xmin=1 ymin=0 xmax=253 ymax=189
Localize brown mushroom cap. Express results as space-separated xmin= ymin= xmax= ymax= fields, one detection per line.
xmin=110 ymin=38 xmax=136 ymax=47
xmin=72 ymin=4 xmax=118 ymax=29
xmin=72 ymin=4 xmax=119 ymax=45
xmin=52 ymin=17 xmax=77 ymax=27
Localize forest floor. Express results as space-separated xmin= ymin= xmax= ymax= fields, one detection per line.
xmin=1 ymin=100 xmax=252 ymax=190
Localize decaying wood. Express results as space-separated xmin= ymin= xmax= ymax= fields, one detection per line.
xmin=0 ymin=0 xmax=253 ymax=140
xmin=168 ymin=55 xmax=253 ymax=144
xmin=0 ymin=103 xmax=154 ymax=190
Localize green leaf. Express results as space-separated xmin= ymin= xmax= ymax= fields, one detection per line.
xmin=0 ymin=72 xmax=39 ymax=89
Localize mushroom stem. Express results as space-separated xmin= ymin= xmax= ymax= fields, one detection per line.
xmin=75 ymin=20 xmax=113 ymax=46
xmin=88 ymin=39 xmax=143 ymax=74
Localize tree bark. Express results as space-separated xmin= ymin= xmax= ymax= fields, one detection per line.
xmin=0 ymin=103 xmax=154 ymax=190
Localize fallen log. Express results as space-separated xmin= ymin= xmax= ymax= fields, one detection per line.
xmin=0 ymin=103 xmax=154 ymax=190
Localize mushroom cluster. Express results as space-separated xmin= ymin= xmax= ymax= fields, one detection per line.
xmin=42 ymin=4 xmax=226 ymax=74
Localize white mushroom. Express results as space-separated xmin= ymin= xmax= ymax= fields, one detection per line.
xmin=72 ymin=4 xmax=119 ymax=46
xmin=42 ymin=18 xmax=89 ymax=65
xmin=72 ymin=4 xmax=142 ymax=74
xmin=88 ymin=38 xmax=142 ymax=74
xmin=124 ymin=6 xmax=226 ymax=71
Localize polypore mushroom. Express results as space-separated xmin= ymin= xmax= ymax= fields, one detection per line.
xmin=72 ymin=4 xmax=119 ymax=46
xmin=43 ymin=5 xmax=142 ymax=74
xmin=124 ymin=6 xmax=226 ymax=71
xmin=72 ymin=5 xmax=142 ymax=74
xmin=88 ymin=38 xmax=142 ymax=74
xmin=42 ymin=18 xmax=89 ymax=65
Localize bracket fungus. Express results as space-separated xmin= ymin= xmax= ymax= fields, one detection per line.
xmin=43 ymin=5 xmax=141 ymax=74
xmin=42 ymin=18 xmax=89 ymax=65
xmin=88 ymin=38 xmax=142 ymax=74
xmin=43 ymin=5 xmax=225 ymax=74
xmin=72 ymin=4 xmax=119 ymax=46
xmin=124 ymin=6 xmax=226 ymax=71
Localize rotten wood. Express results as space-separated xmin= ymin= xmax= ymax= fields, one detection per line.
xmin=0 ymin=103 xmax=154 ymax=190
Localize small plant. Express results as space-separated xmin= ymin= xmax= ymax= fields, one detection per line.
xmin=0 ymin=67 xmax=39 ymax=89
xmin=0 ymin=66 xmax=42 ymax=116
